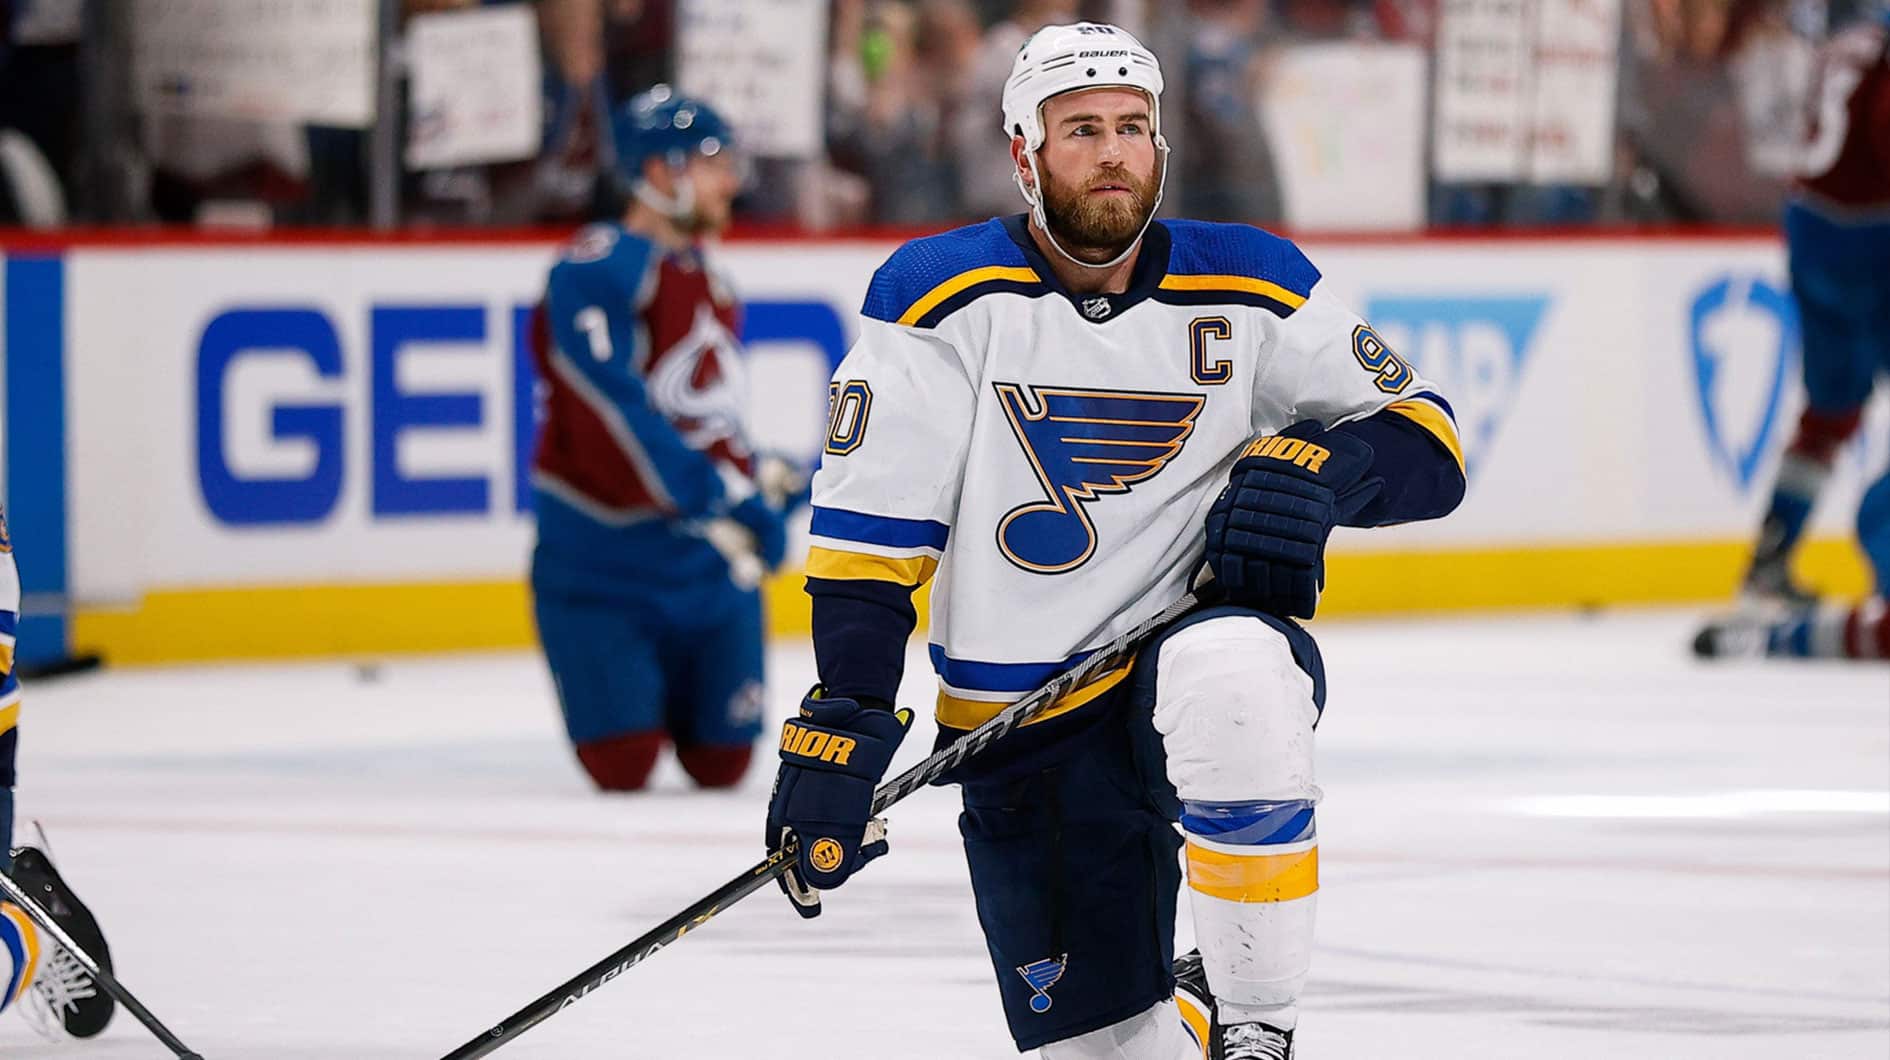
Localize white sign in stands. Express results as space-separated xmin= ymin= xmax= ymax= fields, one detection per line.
xmin=405 ymin=6 xmax=545 ymax=170
xmin=675 ymin=0 xmax=829 ymax=159
xmin=131 ymin=0 xmax=377 ymax=128
xmin=1261 ymin=43 xmax=1428 ymax=232
xmin=1432 ymin=0 xmax=1622 ymax=185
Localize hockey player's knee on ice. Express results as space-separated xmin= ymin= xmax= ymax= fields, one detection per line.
xmin=575 ymin=731 xmax=665 ymax=791
xmin=675 ymin=743 xmax=752 ymax=788
xmin=1038 ymin=999 xmax=1201 ymax=1060
xmin=1152 ymin=615 xmax=1320 ymax=1020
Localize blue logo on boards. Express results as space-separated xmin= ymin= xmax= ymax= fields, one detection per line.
xmin=1364 ymin=295 xmax=1550 ymax=477
xmin=1687 ymin=274 xmax=1799 ymax=492
xmin=189 ymin=299 xmax=848 ymax=527
xmin=1016 ymin=955 xmax=1069 ymax=1013
xmin=993 ymin=384 xmax=1203 ymax=575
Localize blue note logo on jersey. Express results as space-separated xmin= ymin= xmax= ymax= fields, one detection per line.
xmin=994 ymin=384 xmax=1203 ymax=574
xmin=1015 ymin=954 xmax=1068 ymax=1013
xmin=1688 ymin=274 xmax=1799 ymax=492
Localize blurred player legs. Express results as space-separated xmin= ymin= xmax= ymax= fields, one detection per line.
xmin=1699 ymin=11 xmax=1890 ymax=661
xmin=532 ymin=563 xmax=764 ymax=790
xmin=1738 ymin=203 xmax=1888 ymax=605
xmin=1699 ymin=208 xmax=1890 ymax=659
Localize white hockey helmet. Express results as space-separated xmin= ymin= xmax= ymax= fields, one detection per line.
xmin=1001 ymin=22 xmax=1166 ymax=152
xmin=1000 ymin=22 xmax=1169 ymax=268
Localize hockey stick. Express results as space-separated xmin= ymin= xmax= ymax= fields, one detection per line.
xmin=0 ymin=868 xmax=204 ymax=1059
xmin=438 ymin=588 xmax=1204 ymax=1059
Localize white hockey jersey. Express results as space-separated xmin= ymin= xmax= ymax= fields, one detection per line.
xmin=806 ymin=216 xmax=1461 ymax=731
xmin=1 ymin=507 xmax=19 ymax=737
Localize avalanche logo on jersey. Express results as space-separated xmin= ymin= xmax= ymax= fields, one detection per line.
xmin=994 ymin=384 xmax=1204 ymax=574
xmin=647 ymin=302 xmax=749 ymax=450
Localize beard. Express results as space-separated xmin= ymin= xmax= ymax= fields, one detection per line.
xmin=1038 ymin=162 xmax=1160 ymax=261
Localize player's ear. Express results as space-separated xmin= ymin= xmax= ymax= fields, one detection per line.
xmin=641 ymin=156 xmax=674 ymax=195
xmin=1010 ymin=136 xmax=1034 ymax=192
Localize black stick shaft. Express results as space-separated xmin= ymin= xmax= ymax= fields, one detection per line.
xmin=439 ymin=592 xmax=1201 ymax=1059
xmin=0 ymin=869 xmax=204 ymax=1059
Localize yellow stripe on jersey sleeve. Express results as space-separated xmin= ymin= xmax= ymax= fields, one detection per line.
xmin=1387 ymin=398 xmax=1465 ymax=475
xmin=0 ymin=639 xmax=11 ymax=675
xmin=1158 ymin=273 xmax=1309 ymax=309
xmin=0 ymin=700 xmax=18 ymax=735
xmin=805 ymin=546 xmax=938 ymax=587
xmin=897 ymin=266 xmax=1041 ymax=327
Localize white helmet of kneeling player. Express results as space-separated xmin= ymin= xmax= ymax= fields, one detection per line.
xmin=1001 ymin=22 xmax=1169 ymax=270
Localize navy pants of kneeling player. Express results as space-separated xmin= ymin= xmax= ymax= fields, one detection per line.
xmin=951 ymin=605 xmax=1327 ymax=1052
xmin=531 ymin=554 xmax=765 ymax=792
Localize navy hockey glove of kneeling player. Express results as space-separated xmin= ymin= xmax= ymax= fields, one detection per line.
xmin=1204 ymin=420 xmax=1383 ymax=619
xmin=766 ymin=688 xmax=913 ymax=919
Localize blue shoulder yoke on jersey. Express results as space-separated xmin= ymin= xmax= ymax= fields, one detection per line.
xmin=862 ymin=219 xmax=1047 ymax=329
xmin=1155 ymin=220 xmax=1321 ymax=318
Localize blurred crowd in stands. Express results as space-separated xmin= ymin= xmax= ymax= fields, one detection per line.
xmin=0 ymin=0 xmax=1873 ymax=232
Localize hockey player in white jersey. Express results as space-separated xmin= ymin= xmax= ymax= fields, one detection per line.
xmin=0 ymin=508 xmax=116 ymax=1040
xmin=764 ymin=23 xmax=1465 ymax=1059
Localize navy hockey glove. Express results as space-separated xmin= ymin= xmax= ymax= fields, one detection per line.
xmin=766 ymin=689 xmax=913 ymax=919
xmin=1203 ymin=420 xmax=1383 ymax=619
xmin=728 ymin=493 xmax=788 ymax=570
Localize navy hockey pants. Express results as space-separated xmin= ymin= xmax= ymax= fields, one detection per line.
xmin=952 ymin=605 xmax=1325 ymax=1051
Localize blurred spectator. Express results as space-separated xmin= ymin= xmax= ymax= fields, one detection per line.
xmin=1723 ymin=0 xmax=1818 ymax=179
xmin=951 ymin=0 xmax=1080 ymax=219
xmin=1274 ymin=0 xmax=1389 ymax=39
xmin=1175 ymin=0 xmax=1283 ymax=224
xmin=853 ymin=0 xmax=980 ymax=223
xmin=0 ymin=0 xmax=82 ymax=225
xmin=23 ymin=0 xmax=1845 ymax=233
xmin=602 ymin=1 xmax=673 ymax=101
xmin=1621 ymin=0 xmax=1792 ymax=223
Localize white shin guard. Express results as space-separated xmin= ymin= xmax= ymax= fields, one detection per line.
xmin=1154 ymin=616 xmax=1322 ymax=1024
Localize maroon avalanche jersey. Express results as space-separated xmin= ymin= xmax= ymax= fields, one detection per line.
xmin=1799 ymin=18 xmax=1890 ymax=210
xmin=531 ymin=224 xmax=753 ymax=523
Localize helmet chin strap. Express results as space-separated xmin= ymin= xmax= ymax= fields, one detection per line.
xmin=632 ymin=169 xmax=698 ymax=226
xmin=1018 ymin=137 xmax=1170 ymax=273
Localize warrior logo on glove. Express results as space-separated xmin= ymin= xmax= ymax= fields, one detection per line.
xmin=809 ymin=839 xmax=845 ymax=873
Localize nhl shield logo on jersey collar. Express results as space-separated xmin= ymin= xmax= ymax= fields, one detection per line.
xmin=1080 ymin=296 xmax=1113 ymax=320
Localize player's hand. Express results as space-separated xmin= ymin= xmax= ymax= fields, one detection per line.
xmin=728 ymin=494 xmax=788 ymax=570
xmin=756 ymin=454 xmax=814 ymax=517
xmin=1203 ymin=420 xmax=1382 ymax=619
xmin=765 ymin=688 xmax=913 ymax=919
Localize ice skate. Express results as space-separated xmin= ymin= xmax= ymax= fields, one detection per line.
xmin=7 ymin=845 xmax=114 ymax=1039
xmin=1173 ymin=949 xmax=1295 ymax=1060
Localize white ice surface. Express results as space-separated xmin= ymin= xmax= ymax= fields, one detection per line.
xmin=0 ymin=610 xmax=1885 ymax=1059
